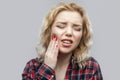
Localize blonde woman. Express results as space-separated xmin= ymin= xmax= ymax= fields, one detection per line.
xmin=22 ymin=2 xmax=103 ymax=80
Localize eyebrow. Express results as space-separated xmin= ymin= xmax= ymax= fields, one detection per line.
xmin=56 ymin=22 xmax=82 ymax=27
xmin=56 ymin=22 xmax=67 ymax=25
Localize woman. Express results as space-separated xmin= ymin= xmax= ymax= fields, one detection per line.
xmin=22 ymin=2 xmax=103 ymax=80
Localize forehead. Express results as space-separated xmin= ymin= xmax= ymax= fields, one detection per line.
xmin=54 ymin=11 xmax=83 ymax=24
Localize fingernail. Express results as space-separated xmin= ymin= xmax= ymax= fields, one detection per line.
xmin=51 ymin=34 xmax=55 ymax=40
xmin=53 ymin=34 xmax=57 ymax=41
xmin=55 ymin=36 xmax=58 ymax=41
xmin=56 ymin=44 xmax=58 ymax=47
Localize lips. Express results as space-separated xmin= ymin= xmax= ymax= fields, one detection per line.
xmin=61 ymin=39 xmax=73 ymax=47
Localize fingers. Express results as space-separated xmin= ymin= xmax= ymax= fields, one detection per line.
xmin=51 ymin=34 xmax=59 ymax=56
xmin=46 ymin=34 xmax=59 ymax=55
xmin=44 ymin=34 xmax=59 ymax=69
xmin=54 ymin=40 xmax=59 ymax=57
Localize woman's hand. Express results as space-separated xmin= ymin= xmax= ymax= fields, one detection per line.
xmin=44 ymin=34 xmax=59 ymax=69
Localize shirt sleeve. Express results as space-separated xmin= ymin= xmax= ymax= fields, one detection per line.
xmin=92 ymin=63 xmax=103 ymax=80
xmin=22 ymin=60 xmax=55 ymax=80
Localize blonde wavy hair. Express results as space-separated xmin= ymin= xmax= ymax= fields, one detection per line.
xmin=36 ymin=2 xmax=92 ymax=69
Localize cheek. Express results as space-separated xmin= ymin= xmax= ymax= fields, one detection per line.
xmin=55 ymin=33 xmax=63 ymax=41
xmin=51 ymin=29 xmax=63 ymax=40
xmin=74 ymin=32 xmax=83 ymax=43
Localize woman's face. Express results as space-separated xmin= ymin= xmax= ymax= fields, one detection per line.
xmin=51 ymin=11 xmax=83 ymax=54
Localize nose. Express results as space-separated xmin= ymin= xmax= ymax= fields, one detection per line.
xmin=65 ymin=26 xmax=73 ymax=37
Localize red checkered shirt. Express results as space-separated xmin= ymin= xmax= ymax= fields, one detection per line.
xmin=22 ymin=57 xmax=103 ymax=80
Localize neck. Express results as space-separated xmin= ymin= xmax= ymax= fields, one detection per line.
xmin=56 ymin=52 xmax=72 ymax=68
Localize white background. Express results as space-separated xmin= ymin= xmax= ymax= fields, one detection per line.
xmin=0 ymin=0 xmax=120 ymax=80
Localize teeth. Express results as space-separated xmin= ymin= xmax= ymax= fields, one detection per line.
xmin=63 ymin=40 xmax=71 ymax=44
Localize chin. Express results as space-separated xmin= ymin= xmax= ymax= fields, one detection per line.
xmin=59 ymin=47 xmax=73 ymax=54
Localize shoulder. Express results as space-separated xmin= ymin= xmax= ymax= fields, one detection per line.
xmin=86 ymin=56 xmax=101 ymax=70
xmin=85 ymin=57 xmax=103 ymax=79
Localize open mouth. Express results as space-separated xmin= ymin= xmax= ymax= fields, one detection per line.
xmin=62 ymin=40 xmax=72 ymax=44
xmin=61 ymin=39 xmax=73 ymax=47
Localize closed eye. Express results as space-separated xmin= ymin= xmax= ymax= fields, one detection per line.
xmin=73 ymin=24 xmax=82 ymax=31
xmin=55 ymin=22 xmax=67 ymax=29
xmin=74 ymin=27 xmax=82 ymax=31
xmin=56 ymin=25 xmax=65 ymax=29
xmin=73 ymin=26 xmax=82 ymax=31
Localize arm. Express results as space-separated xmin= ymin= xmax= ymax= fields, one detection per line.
xmin=22 ymin=61 xmax=55 ymax=80
xmin=92 ymin=64 xmax=103 ymax=80
xmin=22 ymin=35 xmax=59 ymax=80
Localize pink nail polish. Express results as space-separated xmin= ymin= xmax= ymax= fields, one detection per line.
xmin=56 ymin=44 xmax=58 ymax=47
xmin=55 ymin=36 xmax=58 ymax=41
